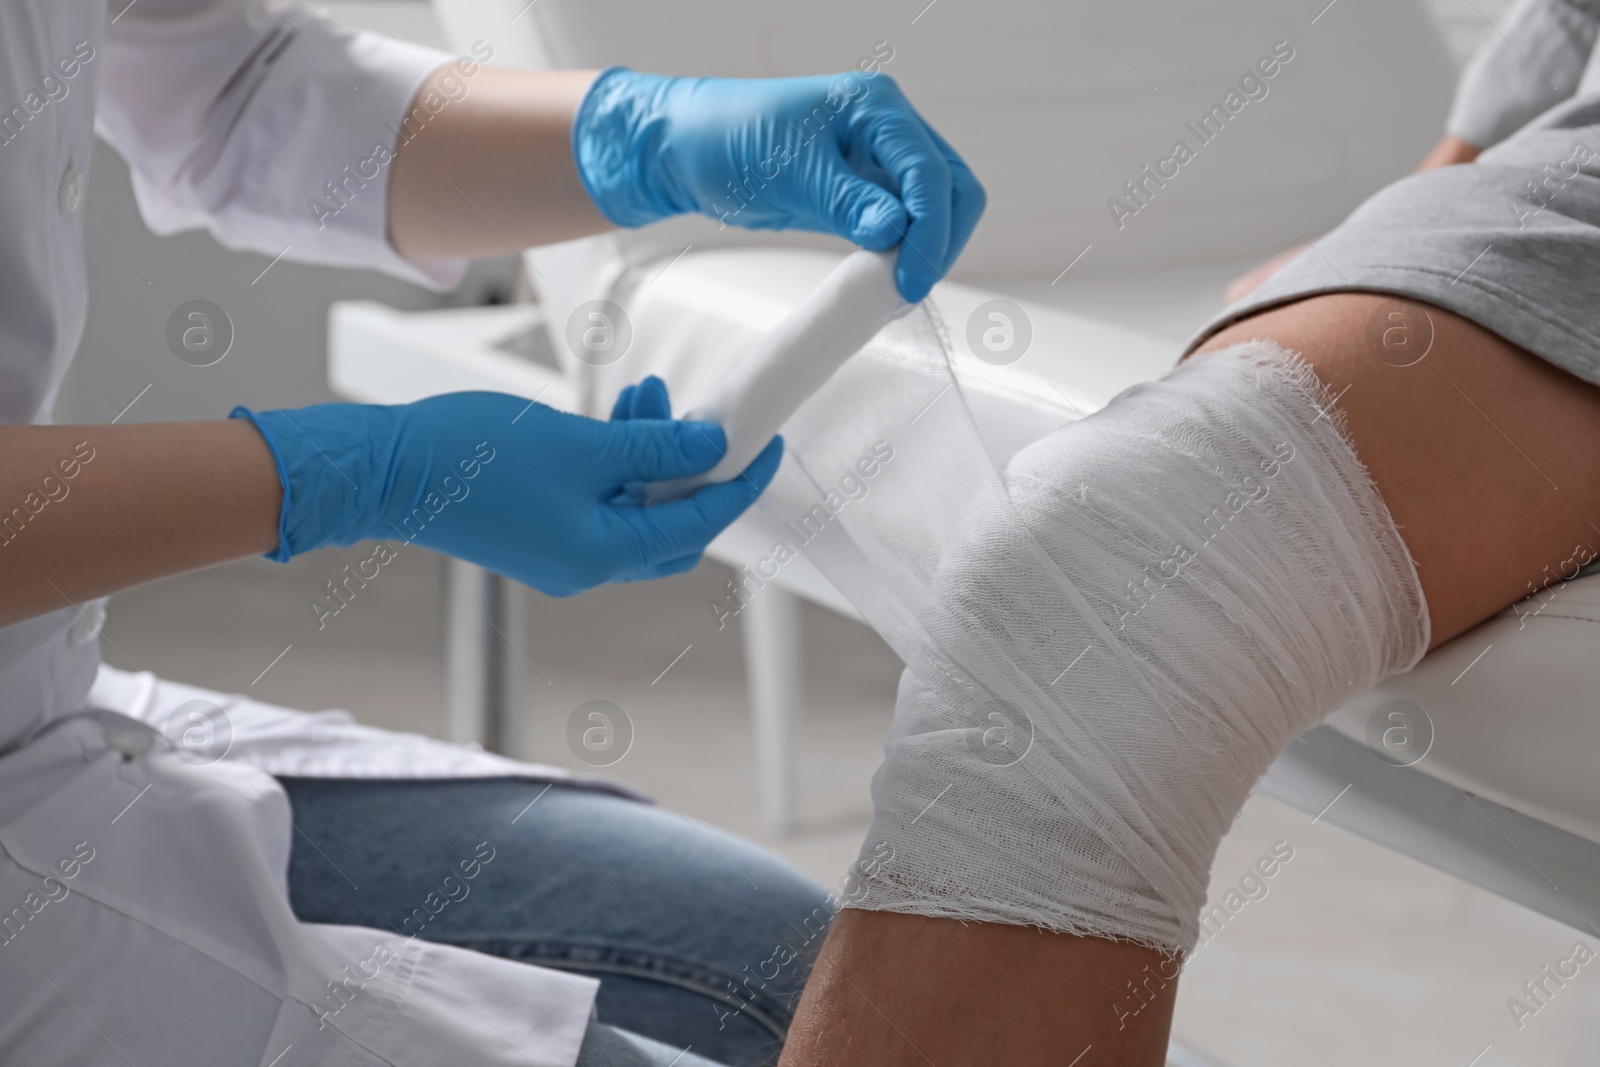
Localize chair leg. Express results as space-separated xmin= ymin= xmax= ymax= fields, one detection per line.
xmin=744 ymin=587 xmax=803 ymax=834
xmin=442 ymin=557 xmax=494 ymax=750
xmin=493 ymin=575 xmax=534 ymax=758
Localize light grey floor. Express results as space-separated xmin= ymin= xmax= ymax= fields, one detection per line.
xmin=103 ymin=549 xmax=1600 ymax=1066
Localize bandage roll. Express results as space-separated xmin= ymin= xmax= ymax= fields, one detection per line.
xmin=755 ymin=312 xmax=1429 ymax=955
xmin=645 ymin=249 xmax=909 ymax=503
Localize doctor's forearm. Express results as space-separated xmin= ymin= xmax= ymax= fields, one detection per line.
xmin=387 ymin=67 xmax=611 ymax=260
xmin=0 ymin=422 xmax=280 ymax=628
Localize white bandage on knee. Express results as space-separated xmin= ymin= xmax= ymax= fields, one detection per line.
xmin=758 ymin=314 xmax=1429 ymax=954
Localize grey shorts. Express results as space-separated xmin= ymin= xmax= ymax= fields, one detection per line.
xmin=1189 ymin=93 xmax=1600 ymax=387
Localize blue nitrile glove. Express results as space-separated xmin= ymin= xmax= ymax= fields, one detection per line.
xmin=571 ymin=68 xmax=986 ymax=303
xmin=230 ymin=377 xmax=782 ymax=597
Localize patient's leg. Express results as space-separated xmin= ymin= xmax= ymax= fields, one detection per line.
xmin=1199 ymin=293 xmax=1600 ymax=645
xmin=779 ymin=292 xmax=1600 ymax=1066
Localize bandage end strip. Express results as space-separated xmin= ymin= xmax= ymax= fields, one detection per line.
xmin=644 ymin=250 xmax=912 ymax=504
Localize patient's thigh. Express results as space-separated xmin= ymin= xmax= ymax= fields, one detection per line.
xmin=282 ymin=778 xmax=830 ymax=1065
xmin=1195 ymin=292 xmax=1600 ymax=646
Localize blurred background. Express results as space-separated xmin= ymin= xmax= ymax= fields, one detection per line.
xmin=72 ymin=0 xmax=1600 ymax=1063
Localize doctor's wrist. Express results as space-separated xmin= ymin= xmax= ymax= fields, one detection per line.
xmin=571 ymin=67 xmax=696 ymax=227
xmin=229 ymin=403 xmax=403 ymax=562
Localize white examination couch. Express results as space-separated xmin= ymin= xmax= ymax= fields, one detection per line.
xmin=328 ymin=1 xmax=1600 ymax=1059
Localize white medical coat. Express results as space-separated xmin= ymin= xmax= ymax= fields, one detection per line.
xmin=0 ymin=2 xmax=617 ymax=1063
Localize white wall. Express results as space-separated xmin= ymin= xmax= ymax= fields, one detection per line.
xmin=58 ymin=0 xmax=1517 ymax=425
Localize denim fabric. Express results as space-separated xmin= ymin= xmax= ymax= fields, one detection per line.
xmin=573 ymin=1020 xmax=728 ymax=1067
xmin=279 ymin=778 xmax=836 ymax=1067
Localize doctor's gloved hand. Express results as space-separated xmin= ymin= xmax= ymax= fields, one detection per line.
xmin=571 ymin=67 xmax=985 ymax=303
xmin=230 ymin=377 xmax=782 ymax=597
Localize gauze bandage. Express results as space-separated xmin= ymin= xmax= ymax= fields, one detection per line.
xmin=754 ymin=309 xmax=1428 ymax=955
xmin=647 ymin=249 xmax=908 ymax=502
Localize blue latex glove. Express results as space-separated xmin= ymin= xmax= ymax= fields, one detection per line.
xmin=231 ymin=377 xmax=782 ymax=597
xmin=572 ymin=68 xmax=985 ymax=303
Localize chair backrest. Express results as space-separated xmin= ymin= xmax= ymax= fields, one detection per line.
xmin=436 ymin=0 xmax=1455 ymax=284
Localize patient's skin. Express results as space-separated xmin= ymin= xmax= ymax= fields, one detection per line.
xmin=779 ymin=292 xmax=1600 ymax=1064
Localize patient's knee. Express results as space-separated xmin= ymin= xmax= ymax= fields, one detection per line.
xmin=849 ymin=341 xmax=1430 ymax=955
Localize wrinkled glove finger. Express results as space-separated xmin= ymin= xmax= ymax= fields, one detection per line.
xmin=819 ymin=158 xmax=909 ymax=252
xmin=610 ymin=384 xmax=638 ymax=421
xmin=864 ymin=109 xmax=953 ymax=302
xmin=630 ymin=375 xmax=673 ymax=420
xmin=916 ymin=115 xmax=987 ymax=278
xmin=609 ymin=435 xmax=783 ymax=565
xmin=597 ymin=417 xmax=729 ymax=483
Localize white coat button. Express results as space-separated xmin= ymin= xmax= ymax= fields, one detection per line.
xmin=104 ymin=722 xmax=152 ymax=760
xmin=58 ymin=163 xmax=83 ymax=214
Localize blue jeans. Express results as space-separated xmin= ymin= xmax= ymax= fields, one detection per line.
xmin=278 ymin=778 xmax=836 ymax=1067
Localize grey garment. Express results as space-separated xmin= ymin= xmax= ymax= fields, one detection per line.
xmin=575 ymin=1019 xmax=729 ymax=1067
xmin=1448 ymin=0 xmax=1600 ymax=148
xmin=1188 ymin=93 xmax=1600 ymax=386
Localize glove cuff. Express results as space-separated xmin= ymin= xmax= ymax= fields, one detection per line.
xmin=230 ymin=407 xmax=296 ymax=563
xmin=571 ymin=67 xmax=694 ymax=227
xmin=229 ymin=403 xmax=401 ymax=561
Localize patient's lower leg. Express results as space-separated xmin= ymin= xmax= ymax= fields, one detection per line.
xmin=780 ymin=293 xmax=1600 ymax=1066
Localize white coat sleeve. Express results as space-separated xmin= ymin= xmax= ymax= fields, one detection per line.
xmin=96 ymin=0 xmax=469 ymax=289
xmin=1447 ymin=0 xmax=1600 ymax=150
